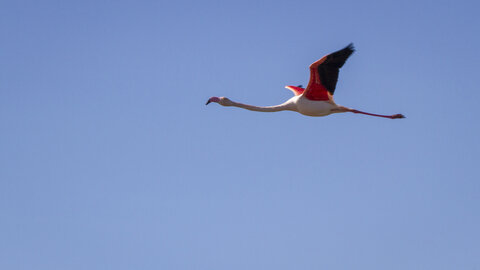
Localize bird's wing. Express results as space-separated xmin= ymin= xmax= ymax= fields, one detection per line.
xmin=285 ymin=85 xmax=305 ymax=96
xmin=304 ymin=43 xmax=355 ymax=100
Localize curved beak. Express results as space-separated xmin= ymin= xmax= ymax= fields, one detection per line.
xmin=206 ymin=97 xmax=220 ymax=105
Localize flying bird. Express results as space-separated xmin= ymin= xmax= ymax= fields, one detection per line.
xmin=206 ymin=43 xmax=405 ymax=119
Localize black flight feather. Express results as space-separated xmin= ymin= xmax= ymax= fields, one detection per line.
xmin=317 ymin=43 xmax=355 ymax=95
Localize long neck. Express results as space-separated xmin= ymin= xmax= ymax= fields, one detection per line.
xmin=230 ymin=100 xmax=294 ymax=112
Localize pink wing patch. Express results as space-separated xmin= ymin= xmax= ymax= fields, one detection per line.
xmin=285 ymin=85 xmax=305 ymax=96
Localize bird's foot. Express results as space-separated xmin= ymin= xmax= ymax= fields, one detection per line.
xmin=391 ymin=114 xmax=405 ymax=119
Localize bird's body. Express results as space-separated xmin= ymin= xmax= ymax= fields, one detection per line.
xmin=207 ymin=43 xmax=405 ymax=120
xmin=293 ymin=95 xmax=338 ymax=117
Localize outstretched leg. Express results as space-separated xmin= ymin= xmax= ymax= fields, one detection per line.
xmin=335 ymin=106 xmax=405 ymax=119
xmin=351 ymin=109 xmax=405 ymax=119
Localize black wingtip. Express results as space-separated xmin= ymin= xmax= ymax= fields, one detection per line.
xmin=346 ymin=43 xmax=355 ymax=53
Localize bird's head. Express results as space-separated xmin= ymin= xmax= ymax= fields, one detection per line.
xmin=206 ymin=96 xmax=233 ymax=106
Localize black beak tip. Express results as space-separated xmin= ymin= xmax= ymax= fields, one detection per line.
xmin=206 ymin=100 xmax=211 ymax=105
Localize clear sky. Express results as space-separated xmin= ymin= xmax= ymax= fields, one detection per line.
xmin=1 ymin=0 xmax=479 ymax=269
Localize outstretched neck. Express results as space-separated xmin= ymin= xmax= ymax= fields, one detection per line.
xmin=230 ymin=100 xmax=295 ymax=112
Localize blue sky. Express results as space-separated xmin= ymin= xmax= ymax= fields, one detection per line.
xmin=1 ymin=0 xmax=479 ymax=269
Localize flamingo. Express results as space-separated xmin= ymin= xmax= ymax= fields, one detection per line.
xmin=206 ymin=43 xmax=405 ymax=119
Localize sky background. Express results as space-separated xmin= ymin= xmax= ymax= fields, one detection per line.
xmin=1 ymin=0 xmax=479 ymax=269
